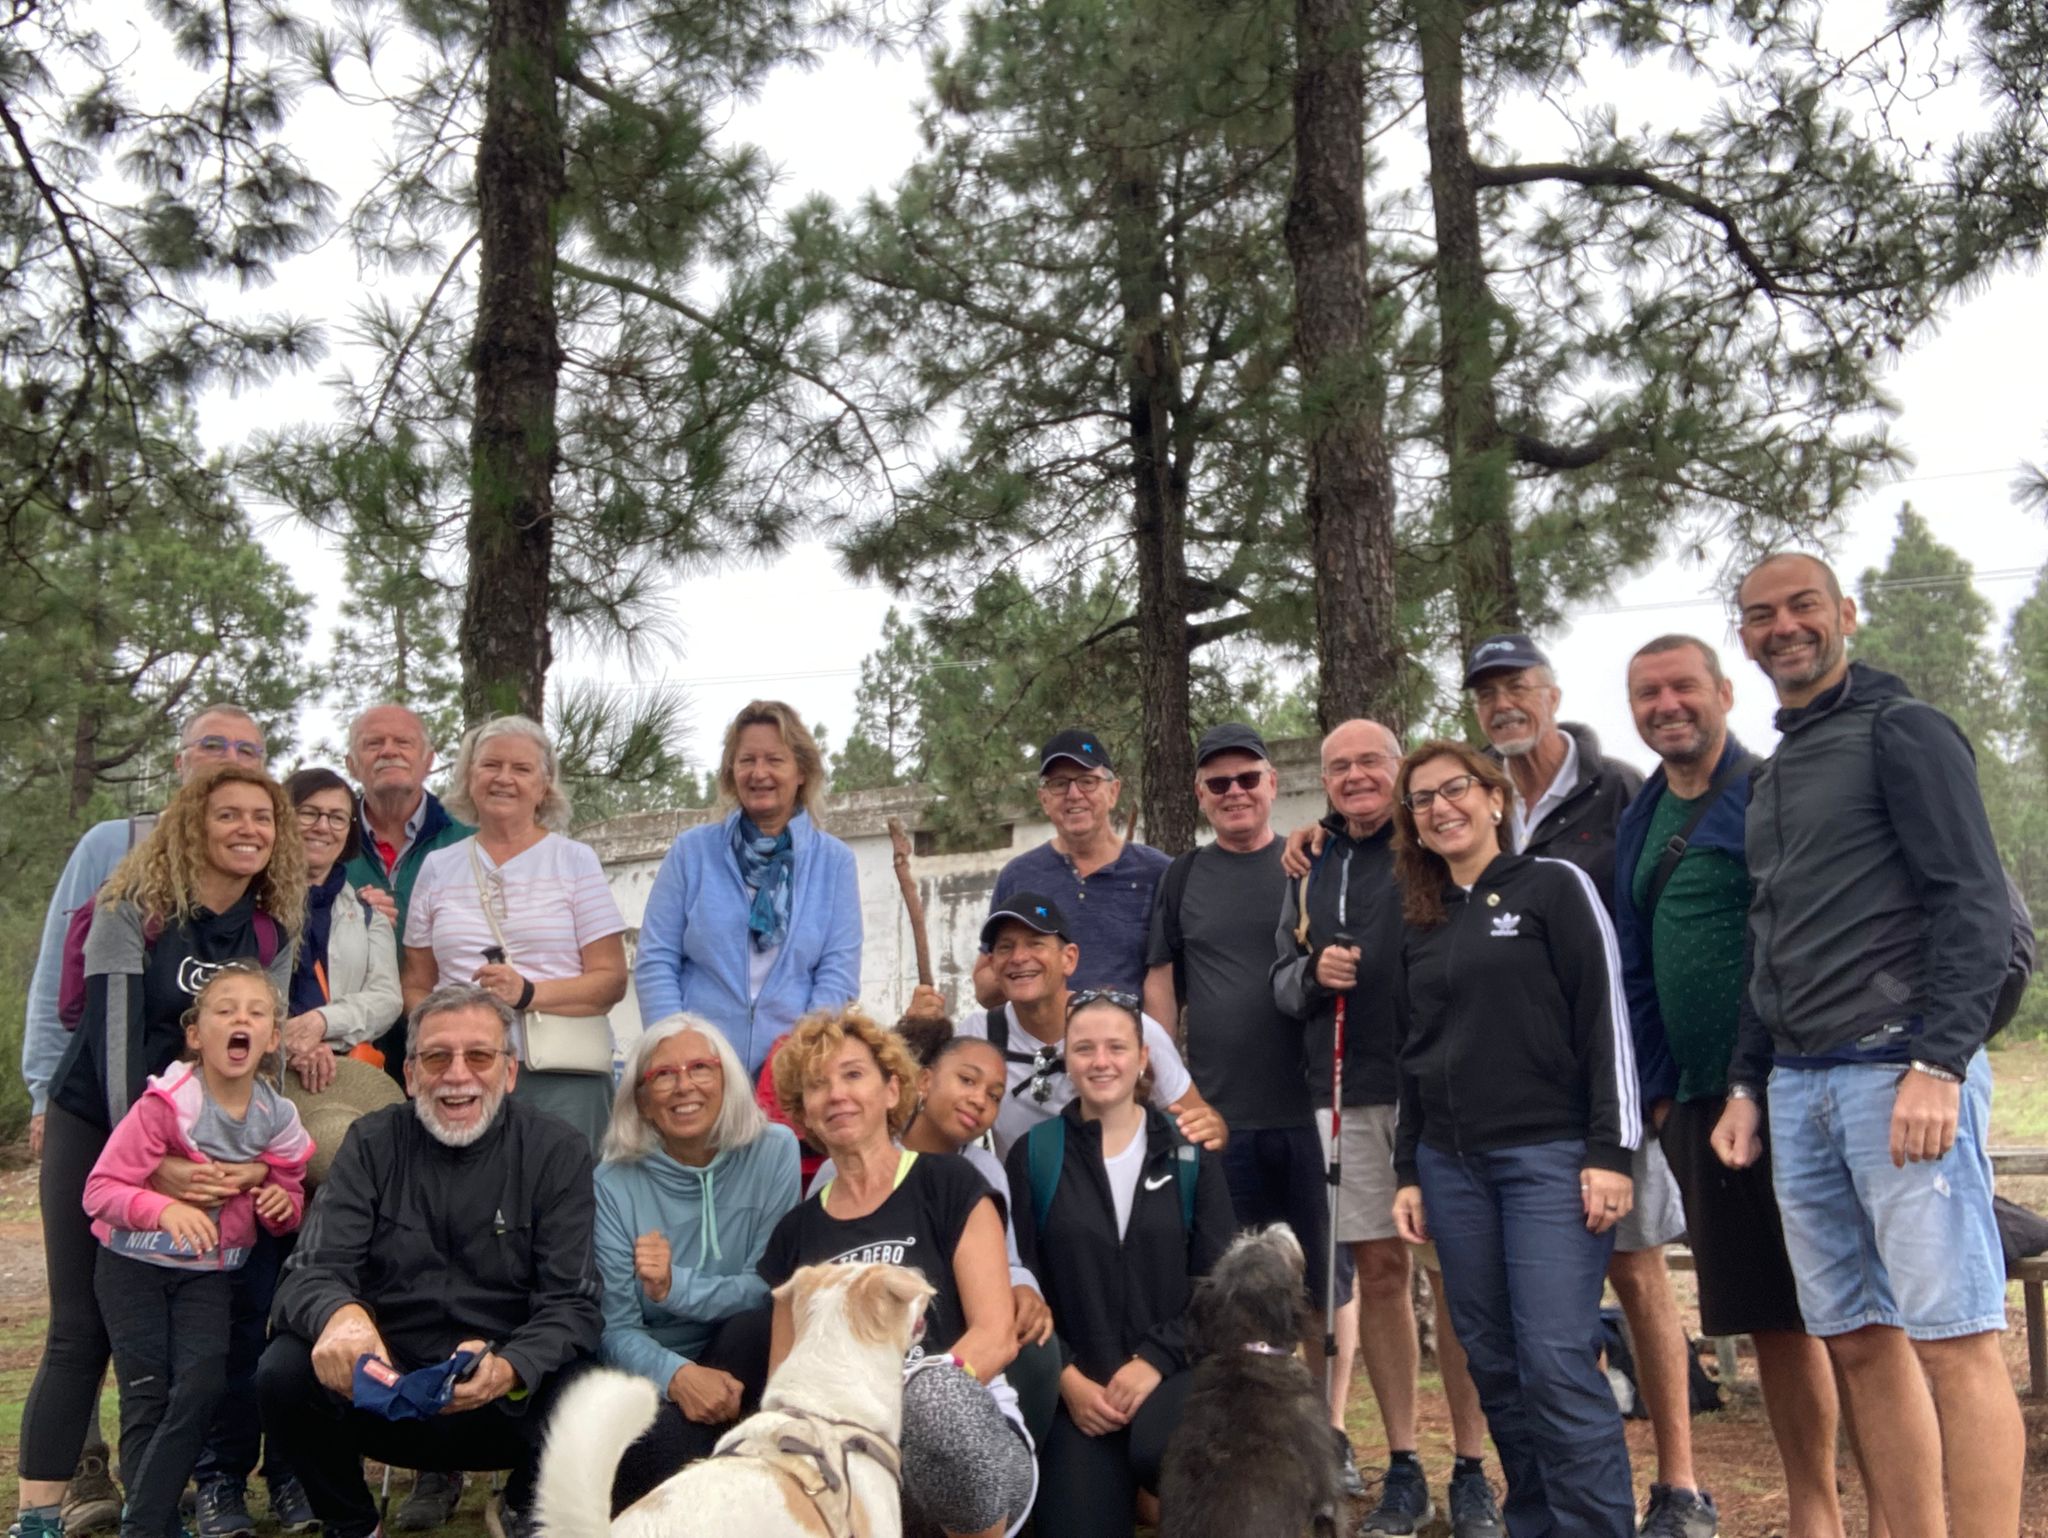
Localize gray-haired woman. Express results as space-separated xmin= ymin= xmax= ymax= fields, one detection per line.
xmin=593 ymin=1013 xmax=801 ymax=1509
xmin=400 ymin=715 xmax=628 ymax=1147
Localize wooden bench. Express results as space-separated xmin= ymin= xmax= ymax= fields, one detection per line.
xmin=1661 ymin=1147 xmax=2048 ymax=1396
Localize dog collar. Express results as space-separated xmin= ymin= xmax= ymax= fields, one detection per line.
xmin=1240 ymin=1341 xmax=1292 ymax=1357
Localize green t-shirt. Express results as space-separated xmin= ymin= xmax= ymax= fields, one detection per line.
xmin=1631 ymin=789 xmax=1751 ymax=1102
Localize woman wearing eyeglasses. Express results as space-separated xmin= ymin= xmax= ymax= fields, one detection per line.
xmin=1003 ymin=993 xmax=1234 ymax=1538
xmin=1387 ymin=741 xmax=1640 ymax=1538
xmin=401 ymin=715 xmax=629 ymax=1149
xmin=591 ymin=1012 xmax=800 ymax=1507
xmin=279 ymin=769 xmax=402 ymax=1092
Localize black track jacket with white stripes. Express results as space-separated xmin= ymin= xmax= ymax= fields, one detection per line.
xmin=1393 ymin=851 xmax=1640 ymax=1185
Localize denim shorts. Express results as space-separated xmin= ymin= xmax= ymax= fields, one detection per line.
xmin=1767 ymin=1053 xmax=2005 ymax=1340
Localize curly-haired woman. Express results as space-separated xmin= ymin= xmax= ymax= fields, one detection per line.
xmin=16 ymin=763 xmax=303 ymax=1538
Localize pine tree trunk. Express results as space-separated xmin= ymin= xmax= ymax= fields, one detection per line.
xmin=1114 ymin=149 xmax=1197 ymax=855
xmin=1287 ymin=0 xmax=1403 ymax=734
xmin=1417 ymin=0 xmax=1521 ymax=657
xmin=462 ymin=0 xmax=566 ymax=723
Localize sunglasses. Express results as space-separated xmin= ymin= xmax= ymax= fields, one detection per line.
xmin=1201 ymin=770 xmax=1266 ymax=796
xmin=1025 ymin=1043 xmax=1064 ymax=1104
xmin=1066 ymin=987 xmax=1141 ymax=1017
xmin=411 ymin=1046 xmax=511 ymax=1075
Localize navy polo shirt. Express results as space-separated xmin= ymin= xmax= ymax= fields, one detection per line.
xmin=990 ymin=840 xmax=1172 ymax=994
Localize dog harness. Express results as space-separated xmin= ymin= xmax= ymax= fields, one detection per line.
xmin=711 ymin=1407 xmax=903 ymax=1538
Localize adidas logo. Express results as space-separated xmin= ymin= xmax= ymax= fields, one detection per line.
xmin=1490 ymin=912 xmax=1521 ymax=938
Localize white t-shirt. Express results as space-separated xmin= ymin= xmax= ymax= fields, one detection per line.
xmin=1510 ymin=729 xmax=1579 ymax=851
xmin=404 ymin=834 xmax=627 ymax=1056
xmin=1103 ymin=1122 xmax=1149 ymax=1239
xmin=955 ymin=1003 xmax=1194 ymax=1159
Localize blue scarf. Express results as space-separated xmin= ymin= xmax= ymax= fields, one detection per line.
xmin=733 ymin=816 xmax=795 ymax=952
xmin=290 ymin=864 xmax=349 ymax=1015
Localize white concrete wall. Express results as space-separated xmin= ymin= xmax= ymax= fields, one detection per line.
xmin=583 ymin=736 xmax=1330 ymax=1039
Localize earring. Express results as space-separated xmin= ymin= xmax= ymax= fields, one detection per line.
xmin=1491 ymin=810 xmax=1502 ymax=824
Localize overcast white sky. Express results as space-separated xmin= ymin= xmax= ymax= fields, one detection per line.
xmin=184 ymin=7 xmax=2048 ymax=774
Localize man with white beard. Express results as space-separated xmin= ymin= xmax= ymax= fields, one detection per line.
xmin=259 ymin=986 xmax=602 ymax=1538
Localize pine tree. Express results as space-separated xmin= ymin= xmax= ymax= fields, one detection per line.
xmin=1851 ymin=506 xmax=2004 ymax=749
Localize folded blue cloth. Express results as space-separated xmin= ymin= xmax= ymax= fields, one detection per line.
xmin=352 ymin=1350 xmax=482 ymax=1421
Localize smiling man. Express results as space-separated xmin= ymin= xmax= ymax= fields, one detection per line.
xmin=1713 ymin=553 xmax=2023 ymax=1536
xmin=260 ymin=985 xmax=602 ymax=1538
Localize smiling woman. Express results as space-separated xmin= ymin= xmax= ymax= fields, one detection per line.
xmin=400 ymin=716 xmax=629 ymax=1149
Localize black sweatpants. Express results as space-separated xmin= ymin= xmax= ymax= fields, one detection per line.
xmin=256 ymin=1334 xmax=590 ymax=1538
xmin=95 ymin=1250 xmax=233 ymax=1538
xmin=22 ymin=1104 xmax=114 ymax=1482
xmin=193 ymin=1229 xmax=291 ymax=1486
xmin=1032 ymin=1369 xmax=1192 ymax=1538
xmin=608 ymin=1308 xmax=772 ymax=1512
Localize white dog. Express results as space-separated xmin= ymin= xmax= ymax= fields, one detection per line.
xmin=535 ymin=1262 xmax=935 ymax=1538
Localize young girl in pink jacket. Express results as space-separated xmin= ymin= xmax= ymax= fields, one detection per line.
xmin=83 ymin=962 xmax=313 ymax=1538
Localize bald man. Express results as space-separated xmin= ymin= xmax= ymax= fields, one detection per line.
xmin=1272 ymin=721 xmax=1500 ymax=1538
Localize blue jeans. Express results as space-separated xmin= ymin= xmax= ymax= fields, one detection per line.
xmin=1417 ymin=1140 xmax=1633 ymax=1538
xmin=1768 ymin=1053 xmax=2005 ymax=1340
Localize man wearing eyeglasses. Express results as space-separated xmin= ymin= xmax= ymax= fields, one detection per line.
xmin=1466 ymin=634 xmax=1714 ymax=1538
xmin=261 ymin=984 xmax=602 ymax=1538
xmin=972 ymin=728 xmax=1171 ymax=1008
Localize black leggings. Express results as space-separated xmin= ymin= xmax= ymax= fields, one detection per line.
xmin=1031 ymin=1369 xmax=1192 ymax=1538
xmin=22 ymin=1104 xmax=113 ymax=1482
xmin=608 ymin=1307 xmax=773 ymax=1512
xmin=96 ymin=1252 xmax=231 ymax=1538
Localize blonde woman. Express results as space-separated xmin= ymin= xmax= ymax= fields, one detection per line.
xmin=19 ymin=765 xmax=302 ymax=1538
xmin=401 ymin=715 xmax=628 ymax=1148
xmin=632 ymin=701 xmax=861 ymax=1077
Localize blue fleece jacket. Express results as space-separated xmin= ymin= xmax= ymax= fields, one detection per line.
xmin=593 ymin=1123 xmax=801 ymax=1391
xmin=632 ymin=810 xmax=863 ymax=1075
xmin=1612 ymin=736 xmax=1756 ymax=1107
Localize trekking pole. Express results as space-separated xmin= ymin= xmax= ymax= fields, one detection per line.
xmin=1323 ymin=929 xmax=1355 ymax=1399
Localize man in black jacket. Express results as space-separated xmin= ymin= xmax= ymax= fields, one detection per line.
xmin=1465 ymin=634 xmax=1712 ymax=1538
xmin=258 ymin=985 xmax=603 ymax=1538
xmin=1713 ymin=553 xmax=2021 ymax=1536
xmin=1272 ymin=720 xmax=1499 ymax=1538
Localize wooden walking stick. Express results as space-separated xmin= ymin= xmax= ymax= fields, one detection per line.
xmin=887 ymin=816 xmax=935 ymax=988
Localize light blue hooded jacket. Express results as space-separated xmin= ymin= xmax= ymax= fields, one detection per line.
xmin=631 ymin=809 xmax=863 ymax=1075
xmin=593 ymin=1122 xmax=802 ymax=1391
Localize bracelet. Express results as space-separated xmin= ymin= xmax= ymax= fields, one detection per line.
xmin=1726 ymin=1083 xmax=1760 ymax=1102
xmin=1907 ymin=1059 xmax=1963 ymax=1085
xmin=514 ymin=977 xmax=535 ymax=1011
xmin=952 ymin=1353 xmax=977 ymax=1381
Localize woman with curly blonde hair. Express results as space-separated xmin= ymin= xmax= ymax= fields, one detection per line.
xmin=759 ymin=1006 xmax=1036 ymax=1538
xmin=23 ymin=763 xmax=303 ymax=1537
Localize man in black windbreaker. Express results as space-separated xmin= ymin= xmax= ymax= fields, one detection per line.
xmin=259 ymin=985 xmax=603 ymax=1538
xmin=1712 ymin=552 xmax=2021 ymax=1536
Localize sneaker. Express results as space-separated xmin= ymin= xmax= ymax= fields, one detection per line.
xmin=391 ymin=1475 xmax=462 ymax=1533
xmin=10 ymin=1509 xmax=66 ymax=1538
xmin=1639 ymin=1484 xmax=1719 ymax=1538
xmin=1359 ymin=1460 xmax=1435 ymax=1535
xmin=264 ymin=1477 xmax=319 ymax=1535
xmin=1332 ymin=1430 xmax=1367 ymax=1500
xmin=62 ymin=1447 xmax=122 ymax=1537
xmin=195 ymin=1481 xmax=256 ymax=1538
xmin=1446 ymin=1464 xmax=1504 ymax=1538
xmin=481 ymin=1496 xmax=532 ymax=1538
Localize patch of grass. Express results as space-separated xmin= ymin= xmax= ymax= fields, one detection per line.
xmin=1990 ymin=1035 xmax=2048 ymax=1146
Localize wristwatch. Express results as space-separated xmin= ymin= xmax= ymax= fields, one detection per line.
xmin=1726 ymin=1083 xmax=1760 ymax=1102
xmin=1907 ymin=1059 xmax=1964 ymax=1085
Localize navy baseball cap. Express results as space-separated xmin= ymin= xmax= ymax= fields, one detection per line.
xmin=1039 ymin=729 xmax=1114 ymax=775
xmin=1194 ymin=722 xmax=1270 ymax=767
xmin=351 ymin=1349 xmax=481 ymax=1421
xmin=1463 ymin=633 xmax=1551 ymax=686
xmin=980 ymin=892 xmax=1072 ymax=950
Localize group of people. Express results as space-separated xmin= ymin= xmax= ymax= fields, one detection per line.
xmin=9 ymin=546 xmax=2027 ymax=1538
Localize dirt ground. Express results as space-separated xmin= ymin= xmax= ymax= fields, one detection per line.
xmin=1 ymin=1152 xmax=2043 ymax=1534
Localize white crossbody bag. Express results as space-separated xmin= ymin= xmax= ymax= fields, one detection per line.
xmin=468 ymin=840 xmax=613 ymax=1075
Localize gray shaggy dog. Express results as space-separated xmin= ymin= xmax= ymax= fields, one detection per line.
xmin=1158 ymin=1225 xmax=1341 ymax=1538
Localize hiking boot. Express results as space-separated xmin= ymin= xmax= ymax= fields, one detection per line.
xmin=62 ymin=1445 xmax=122 ymax=1537
xmin=1639 ymin=1484 xmax=1719 ymax=1538
xmin=1359 ymin=1459 xmax=1435 ymax=1535
xmin=1446 ymin=1464 xmax=1504 ymax=1538
xmin=195 ymin=1481 xmax=256 ymax=1538
xmin=481 ymin=1496 xmax=533 ymax=1538
xmin=264 ymin=1477 xmax=319 ymax=1535
xmin=1332 ymin=1430 xmax=1367 ymax=1500
xmin=10 ymin=1509 xmax=66 ymax=1538
xmin=391 ymin=1475 xmax=462 ymax=1533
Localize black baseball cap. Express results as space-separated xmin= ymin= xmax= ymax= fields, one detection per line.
xmin=980 ymin=892 xmax=1072 ymax=951
xmin=1039 ymin=728 xmax=1114 ymax=775
xmin=1195 ymin=721 xmax=1270 ymax=767
xmin=1463 ymin=633 xmax=1551 ymax=686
